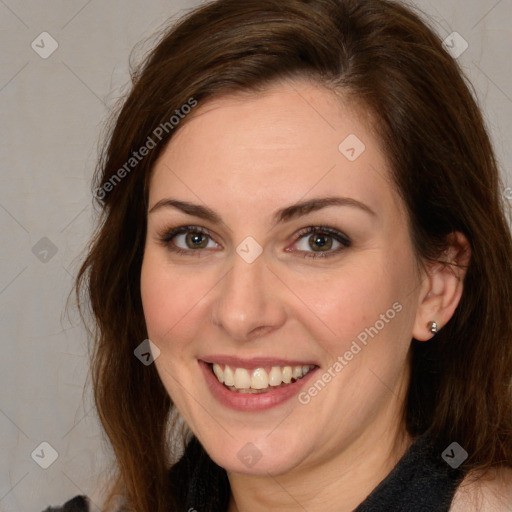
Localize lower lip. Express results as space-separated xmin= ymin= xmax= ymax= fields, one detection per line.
xmin=199 ymin=360 xmax=319 ymax=412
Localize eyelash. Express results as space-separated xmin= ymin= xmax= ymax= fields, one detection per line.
xmin=157 ymin=225 xmax=351 ymax=259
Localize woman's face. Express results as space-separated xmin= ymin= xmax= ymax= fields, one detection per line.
xmin=141 ymin=80 xmax=425 ymax=476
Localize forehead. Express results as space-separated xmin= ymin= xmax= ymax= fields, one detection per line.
xmin=149 ymin=81 xmax=399 ymax=221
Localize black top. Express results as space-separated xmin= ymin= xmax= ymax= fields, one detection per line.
xmin=41 ymin=432 xmax=465 ymax=511
xmin=41 ymin=495 xmax=90 ymax=512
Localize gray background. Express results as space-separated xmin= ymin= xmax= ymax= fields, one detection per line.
xmin=0 ymin=1 xmax=510 ymax=511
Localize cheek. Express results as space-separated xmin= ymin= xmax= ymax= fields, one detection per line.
xmin=140 ymin=255 xmax=203 ymax=405
xmin=293 ymin=255 xmax=411 ymax=349
xmin=140 ymin=253 xmax=206 ymax=344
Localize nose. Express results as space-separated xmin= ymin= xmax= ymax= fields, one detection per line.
xmin=210 ymin=248 xmax=287 ymax=343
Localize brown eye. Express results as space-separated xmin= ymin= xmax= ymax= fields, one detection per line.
xmin=159 ymin=226 xmax=220 ymax=255
xmin=292 ymin=226 xmax=351 ymax=259
xmin=184 ymin=231 xmax=209 ymax=249
xmin=308 ymin=233 xmax=333 ymax=252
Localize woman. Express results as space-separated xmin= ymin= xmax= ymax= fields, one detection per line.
xmin=45 ymin=0 xmax=512 ymax=510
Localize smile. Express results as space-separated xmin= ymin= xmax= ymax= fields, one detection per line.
xmin=211 ymin=363 xmax=316 ymax=393
xmin=199 ymin=358 xmax=319 ymax=411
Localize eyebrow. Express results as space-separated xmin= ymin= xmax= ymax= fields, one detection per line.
xmin=148 ymin=196 xmax=376 ymax=226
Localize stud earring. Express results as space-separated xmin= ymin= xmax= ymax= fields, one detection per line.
xmin=428 ymin=321 xmax=438 ymax=334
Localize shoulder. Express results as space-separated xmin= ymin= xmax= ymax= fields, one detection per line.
xmin=450 ymin=467 xmax=512 ymax=511
xmin=41 ymin=495 xmax=89 ymax=512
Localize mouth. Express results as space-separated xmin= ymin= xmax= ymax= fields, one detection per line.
xmin=199 ymin=357 xmax=320 ymax=411
xmin=209 ymin=363 xmax=316 ymax=394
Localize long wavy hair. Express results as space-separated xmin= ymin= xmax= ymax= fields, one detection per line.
xmin=73 ymin=0 xmax=512 ymax=510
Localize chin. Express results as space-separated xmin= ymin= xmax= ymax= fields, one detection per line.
xmin=199 ymin=432 xmax=311 ymax=477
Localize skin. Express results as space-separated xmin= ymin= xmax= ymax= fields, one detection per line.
xmin=140 ymin=79 xmax=470 ymax=511
xmin=451 ymin=467 xmax=512 ymax=511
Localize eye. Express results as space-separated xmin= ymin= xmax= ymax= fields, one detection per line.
xmin=158 ymin=225 xmax=220 ymax=256
xmin=157 ymin=224 xmax=351 ymax=259
xmin=290 ymin=226 xmax=351 ymax=259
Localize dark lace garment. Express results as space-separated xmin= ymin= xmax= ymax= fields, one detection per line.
xmin=42 ymin=432 xmax=465 ymax=511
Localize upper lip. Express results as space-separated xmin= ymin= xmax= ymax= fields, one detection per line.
xmin=200 ymin=355 xmax=318 ymax=369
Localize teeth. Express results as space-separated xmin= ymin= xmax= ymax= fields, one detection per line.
xmin=224 ymin=365 xmax=234 ymax=386
xmin=268 ymin=366 xmax=282 ymax=386
xmin=292 ymin=366 xmax=302 ymax=380
xmin=282 ymin=366 xmax=292 ymax=384
xmin=211 ymin=363 xmax=314 ymax=392
xmin=213 ymin=364 xmax=223 ymax=382
xmin=234 ymin=368 xmax=251 ymax=389
xmin=251 ymin=368 xmax=268 ymax=389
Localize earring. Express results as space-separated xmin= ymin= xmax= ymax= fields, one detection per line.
xmin=428 ymin=321 xmax=438 ymax=334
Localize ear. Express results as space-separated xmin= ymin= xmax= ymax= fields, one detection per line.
xmin=412 ymin=231 xmax=471 ymax=341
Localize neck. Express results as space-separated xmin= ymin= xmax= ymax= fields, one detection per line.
xmin=227 ymin=423 xmax=413 ymax=512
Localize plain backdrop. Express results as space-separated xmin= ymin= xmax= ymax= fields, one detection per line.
xmin=0 ymin=1 xmax=511 ymax=511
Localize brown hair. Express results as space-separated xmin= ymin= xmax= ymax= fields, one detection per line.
xmin=73 ymin=0 xmax=512 ymax=510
